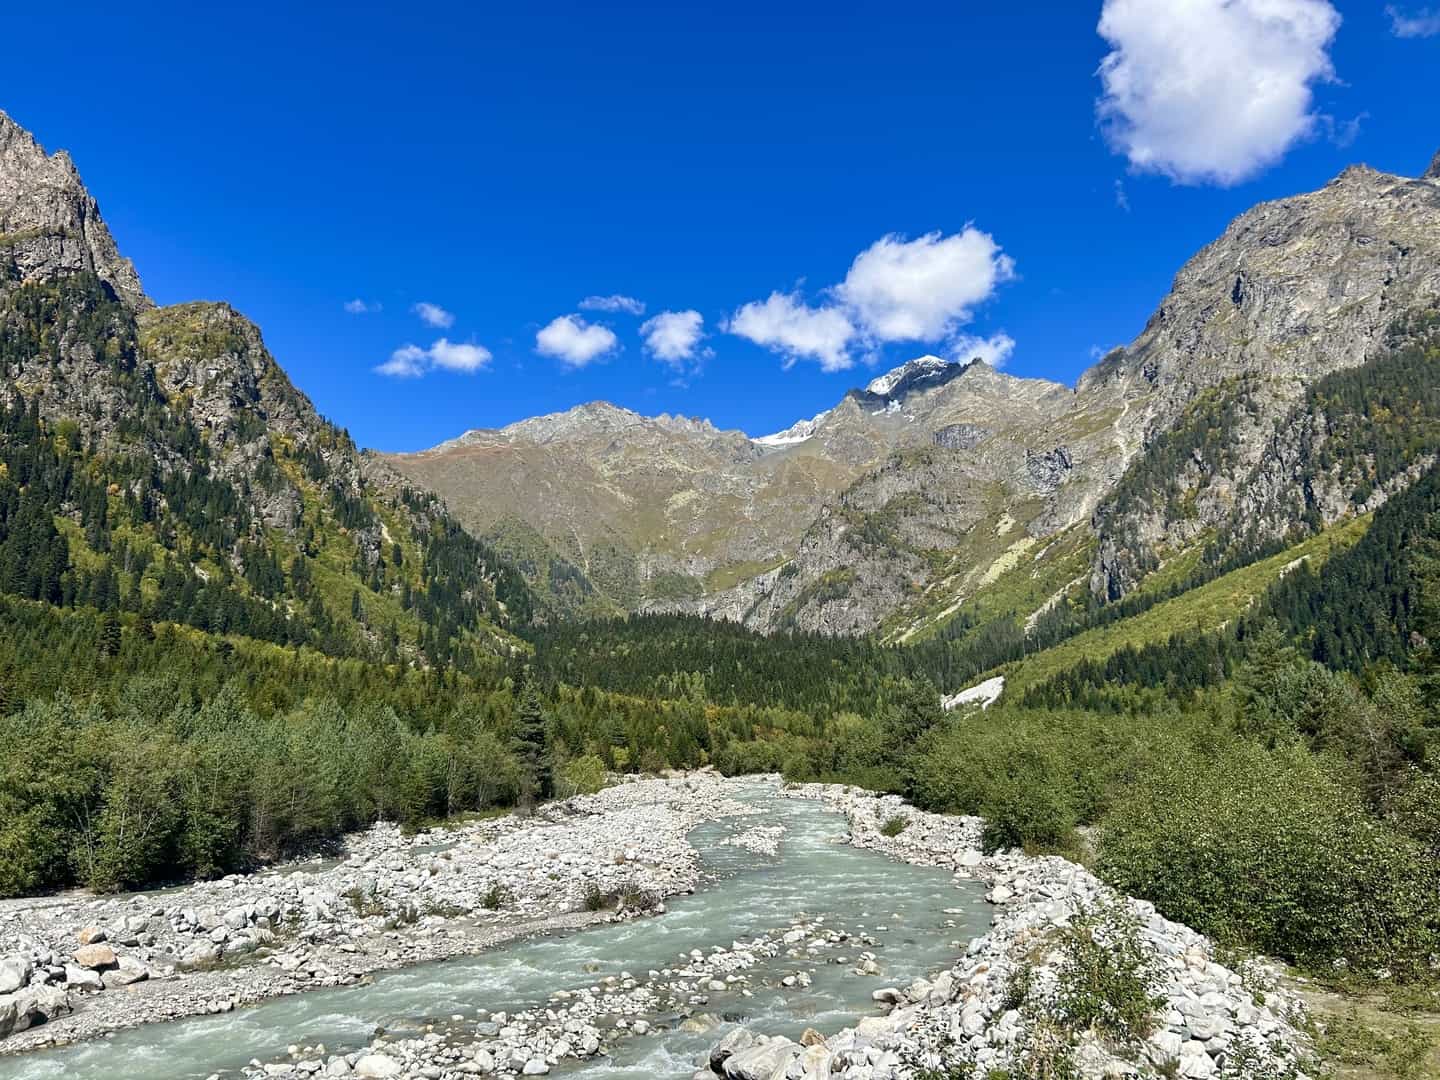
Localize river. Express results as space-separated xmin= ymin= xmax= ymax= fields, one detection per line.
xmin=0 ymin=780 xmax=991 ymax=1079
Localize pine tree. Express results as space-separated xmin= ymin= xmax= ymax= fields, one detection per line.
xmin=97 ymin=611 xmax=122 ymax=658
xmin=515 ymin=684 xmax=552 ymax=805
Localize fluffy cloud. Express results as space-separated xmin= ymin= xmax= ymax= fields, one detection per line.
xmin=344 ymin=298 xmax=380 ymax=314
xmin=536 ymin=315 xmax=619 ymax=368
xmin=950 ymin=332 xmax=1016 ymax=368
xmin=726 ymin=292 xmax=857 ymax=372
xmin=1096 ymin=0 xmax=1341 ymax=186
xmin=411 ymin=301 xmax=455 ymax=329
xmin=640 ymin=310 xmax=706 ymax=368
xmin=375 ymin=338 xmax=491 ymax=378
xmin=836 ymin=230 xmax=1015 ymax=343
xmin=1387 ymin=4 xmax=1440 ymax=36
xmin=579 ymin=294 xmax=646 ymax=316
xmin=727 ymin=228 xmax=1012 ymax=371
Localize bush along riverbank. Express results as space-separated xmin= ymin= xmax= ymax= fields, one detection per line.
xmin=702 ymin=784 xmax=1316 ymax=1080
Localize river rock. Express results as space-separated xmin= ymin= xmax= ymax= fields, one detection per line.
xmin=352 ymin=1054 xmax=403 ymax=1078
xmin=709 ymin=1026 xmax=755 ymax=1071
xmin=64 ymin=965 xmax=104 ymax=992
xmin=102 ymin=956 xmax=150 ymax=988
xmin=722 ymin=1037 xmax=800 ymax=1079
xmin=0 ymin=955 xmax=31 ymax=995
xmin=72 ymin=944 xmax=116 ymax=970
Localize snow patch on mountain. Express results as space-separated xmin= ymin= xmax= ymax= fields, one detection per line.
xmin=753 ymin=410 xmax=830 ymax=447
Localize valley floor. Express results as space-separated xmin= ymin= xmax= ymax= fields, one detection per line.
xmin=0 ymin=775 xmax=1385 ymax=1079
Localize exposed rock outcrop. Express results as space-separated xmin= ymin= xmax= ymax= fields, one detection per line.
xmin=0 ymin=111 xmax=149 ymax=310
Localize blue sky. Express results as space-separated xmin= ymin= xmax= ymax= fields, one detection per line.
xmin=5 ymin=1 xmax=1437 ymax=450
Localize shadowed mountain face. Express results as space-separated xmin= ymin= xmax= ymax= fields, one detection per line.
xmin=391 ymin=153 xmax=1440 ymax=638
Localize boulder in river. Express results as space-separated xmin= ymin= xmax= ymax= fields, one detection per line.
xmin=708 ymin=1026 xmax=755 ymax=1071
xmin=722 ymin=1037 xmax=800 ymax=1079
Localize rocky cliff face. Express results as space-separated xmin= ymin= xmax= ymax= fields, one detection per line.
xmin=1086 ymin=158 xmax=1440 ymax=599
xmin=0 ymin=111 xmax=148 ymax=311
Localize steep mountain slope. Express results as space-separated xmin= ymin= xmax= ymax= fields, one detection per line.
xmin=1086 ymin=161 xmax=1440 ymax=600
xmin=392 ymin=152 xmax=1440 ymax=639
xmin=0 ymin=110 xmax=530 ymax=669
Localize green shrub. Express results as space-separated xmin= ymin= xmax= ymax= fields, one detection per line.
xmin=556 ymin=754 xmax=607 ymax=797
xmin=480 ymin=883 xmax=510 ymax=910
xmin=582 ymin=882 xmax=616 ymax=912
xmin=1051 ymin=902 xmax=1163 ymax=1043
xmin=880 ymin=814 xmax=909 ymax=837
xmin=1098 ymin=743 xmax=1440 ymax=978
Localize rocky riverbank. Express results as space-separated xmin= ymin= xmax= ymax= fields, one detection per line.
xmin=0 ymin=773 xmax=750 ymax=1054
xmin=699 ymin=784 xmax=1315 ymax=1080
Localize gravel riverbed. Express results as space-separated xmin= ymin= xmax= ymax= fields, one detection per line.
xmin=0 ymin=773 xmax=749 ymax=1056
xmin=0 ymin=776 xmax=1317 ymax=1080
xmin=695 ymin=783 xmax=1316 ymax=1080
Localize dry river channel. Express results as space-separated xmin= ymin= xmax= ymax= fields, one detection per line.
xmin=0 ymin=779 xmax=992 ymax=1079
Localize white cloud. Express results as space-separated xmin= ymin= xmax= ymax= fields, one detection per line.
xmin=412 ymin=301 xmax=455 ymax=329
xmin=376 ymin=344 xmax=428 ymax=378
xmin=579 ymin=294 xmax=646 ymax=315
xmin=344 ymin=298 xmax=380 ymax=314
xmin=727 ymin=228 xmax=1013 ymax=371
xmin=949 ymin=332 xmax=1016 ymax=368
xmin=535 ymin=314 xmax=619 ymax=368
xmin=640 ymin=310 xmax=706 ymax=368
xmin=375 ymin=338 xmax=491 ymax=378
xmin=428 ymin=339 xmax=492 ymax=373
xmin=1096 ymin=0 xmax=1341 ymax=186
xmin=726 ymin=292 xmax=857 ymax=372
xmin=836 ymin=230 xmax=1015 ymax=343
xmin=1387 ymin=4 xmax=1440 ymax=36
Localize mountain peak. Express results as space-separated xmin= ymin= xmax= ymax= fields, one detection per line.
xmin=1426 ymin=149 xmax=1440 ymax=181
xmin=863 ymin=354 xmax=955 ymax=398
xmin=0 ymin=109 xmax=150 ymax=310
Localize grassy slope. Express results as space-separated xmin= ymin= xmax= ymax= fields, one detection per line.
xmin=997 ymin=516 xmax=1370 ymax=693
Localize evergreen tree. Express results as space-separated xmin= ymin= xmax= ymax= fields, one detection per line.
xmin=515 ymin=684 xmax=551 ymax=804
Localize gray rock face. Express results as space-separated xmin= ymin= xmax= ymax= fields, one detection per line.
xmin=1025 ymin=446 xmax=1073 ymax=495
xmin=1087 ymin=160 xmax=1440 ymax=599
xmin=1426 ymin=148 xmax=1440 ymax=181
xmin=933 ymin=423 xmax=990 ymax=451
xmin=0 ymin=110 xmax=149 ymax=310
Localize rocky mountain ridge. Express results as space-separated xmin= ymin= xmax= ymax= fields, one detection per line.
xmin=386 ymin=354 xmax=1075 ymax=618
xmin=0 ymin=112 xmax=148 ymax=311
xmin=8 ymin=104 xmax=1437 ymax=647
xmin=393 ymin=150 xmax=1440 ymax=638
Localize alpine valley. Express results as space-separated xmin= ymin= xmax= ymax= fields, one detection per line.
xmin=3 ymin=104 xmax=1440 ymax=1080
